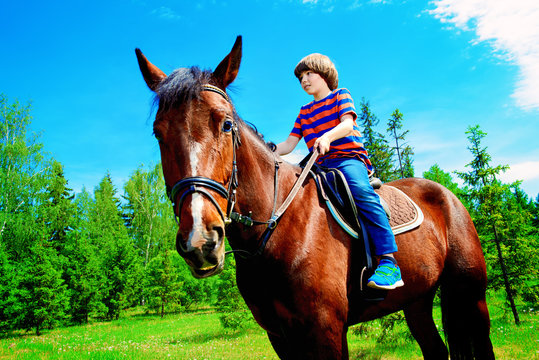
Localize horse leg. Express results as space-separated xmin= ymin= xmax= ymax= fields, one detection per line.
xmin=403 ymin=292 xmax=449 ymax=360
xmin=341 ymin=326 xmax=349 ymax=360
xmin=267 ymin=332 xmax=293 ymax=360
xmin=266 ymin=320 xmax=348 ymax=359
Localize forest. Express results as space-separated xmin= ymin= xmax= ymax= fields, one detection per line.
xmin=1 ymin=93 xmax=538 ymax=337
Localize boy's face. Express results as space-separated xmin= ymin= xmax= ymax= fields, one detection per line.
xmin=300 ymin=70 xmax=330 ymax=98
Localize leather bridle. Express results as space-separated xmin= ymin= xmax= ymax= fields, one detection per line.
xmin=167 ymin=84 xmax=240 ymax=225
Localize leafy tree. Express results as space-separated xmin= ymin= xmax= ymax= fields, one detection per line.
xmin=123 ymin=164 xmax=176 ymax=268
xmin=357 ymin=98 xmax=395 ymax=182
xmin=214 ymin=253 xmax=252 ymax=331
xmin=532 ymin=194 xmax=539 ymax=229
xmin=0 ymin=94 xmax=49 ymax=260
xmin=171 ymin=254 xmax=215 ymax=310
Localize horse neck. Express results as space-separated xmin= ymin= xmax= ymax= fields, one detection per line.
xmin=230 ymin=125 xmax=298 ymax=240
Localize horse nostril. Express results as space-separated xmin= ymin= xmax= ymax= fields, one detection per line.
xmin=176 ymin=232 xmax=188 ymax=254
xmin=213 ymin=225 xmax=224 ymax=240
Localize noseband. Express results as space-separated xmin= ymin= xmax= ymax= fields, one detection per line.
xmin=167 ymin=84 xmax=239 ymax=226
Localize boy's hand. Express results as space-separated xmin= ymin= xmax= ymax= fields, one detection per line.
xmin=314 ymin=135 xmax=331 ymax=155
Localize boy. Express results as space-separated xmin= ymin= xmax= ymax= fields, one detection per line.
xmin=273 ymin=53 xmax=403 ymax=290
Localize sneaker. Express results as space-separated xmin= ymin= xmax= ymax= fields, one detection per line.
xmin=367 ymin=257 xmax=404 ymax=290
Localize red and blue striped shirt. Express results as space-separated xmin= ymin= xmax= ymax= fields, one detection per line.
xmin=290 ymin=88 xmax=373 ymax=173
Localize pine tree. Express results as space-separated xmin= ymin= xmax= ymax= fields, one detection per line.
xmin=90 ymin=174 xmax=143 ymax=320
xmin=0 ymin=243 xmax=13 ymax=333
xmin=39 ymin=161 xmax=75 ymax=254
xmin=63 ymin=189 xmax=102 ymax=324
xmin=455 ymin=125 xmax=522 ymax=325
xmin=387 ymin=109 xmax=414 ymax=179
xmin=357 ymin=98 xmax=395 ymax=182
xmin=144 ymin=249 xmax=184 ymax=317
xmin=422 ymin=164 xmax=469 ymax=206
xmin=12 ymin=240 xmax=69 ymax=335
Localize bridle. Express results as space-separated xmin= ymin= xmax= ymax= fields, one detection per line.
xmin=166 ymin=85 xmax=240 ymax=226
xmin=166 ymin=84 xmax=318 ymax=258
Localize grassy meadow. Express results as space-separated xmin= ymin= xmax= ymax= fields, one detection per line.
xmin=1 ymin=296 xmax=537 ymax=360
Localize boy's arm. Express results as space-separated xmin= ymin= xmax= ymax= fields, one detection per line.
xmin=313 ymin=114 xmax=354 ymax=155
xmin=275 ymin=135 xmax=300 ymax=156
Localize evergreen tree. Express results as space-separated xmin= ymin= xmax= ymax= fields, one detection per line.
xmin=455 ymin=125 xmax=525 ymax=324
xmin=11 ymin=240 xmax=69 ymax=335
xmin=387 ymin=109 xmax=414 ymax=179
xmin=144 ymin=249 xmax=183 ymax=317
xmin=63 ymin=189 xmax=102 ymax=324
xmin=357 ymin=98 xmax=395 ymax=182
xmin=0 ymin=243 xmax=14 ymax=333
xmin=422 ymin=164 xmax=470 ymax=207
xmin=400 ymin=145 xmax=415 ymax=178
xmin=39 ymin=161 xmax=75 ymax=254
xmin=89 ymin=174 xmax=143 ymax=320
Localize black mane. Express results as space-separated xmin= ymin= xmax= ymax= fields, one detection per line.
xmin=154 ymin=66 xmax=213 ymax=111
xmin=154 ymin=65 xmax=271 ymax=150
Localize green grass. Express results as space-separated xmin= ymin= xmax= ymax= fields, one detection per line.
xmin=1 ymin=301 xmax=538 ymax=359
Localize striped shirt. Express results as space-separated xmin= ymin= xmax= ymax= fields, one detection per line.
xmin=290 ymin=88 xmax=373 ymax=173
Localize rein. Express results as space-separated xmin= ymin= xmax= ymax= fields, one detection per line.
xmin=167 ymin=84 xmax=319 ymax=258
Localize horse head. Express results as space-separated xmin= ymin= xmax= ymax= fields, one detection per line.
xmin=136 ymin=37 xmax=242 ymax=278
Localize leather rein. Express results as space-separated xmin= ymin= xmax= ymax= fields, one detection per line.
xmin=167 ymin=84 xmax=319 ymax=258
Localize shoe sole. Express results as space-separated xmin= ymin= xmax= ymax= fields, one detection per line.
xmin=367 ymin=279 xmax=404 ymax=290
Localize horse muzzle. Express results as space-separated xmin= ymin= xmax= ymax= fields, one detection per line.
xmin=176 ymin=223 xmax=225 ymax=278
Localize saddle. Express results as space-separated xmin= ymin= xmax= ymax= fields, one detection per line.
xmin=309 ymin=164 xmax=391 ymax=240
xmin=305 ymin=162 xmax=424 ymax=298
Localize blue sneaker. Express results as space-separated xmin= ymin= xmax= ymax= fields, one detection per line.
xmin=367 ymin=257 xmax=404 ymax=290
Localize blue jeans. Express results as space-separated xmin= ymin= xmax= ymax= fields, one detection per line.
xmin=320 ymin=157 xmax=398 ymax=256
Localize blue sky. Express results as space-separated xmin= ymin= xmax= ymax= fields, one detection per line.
xmin=2 ymin=0 xmax=539 ymax=198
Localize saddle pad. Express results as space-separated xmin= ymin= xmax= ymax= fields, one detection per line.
xmin=375 ymin=185 xmax=424 ymax=235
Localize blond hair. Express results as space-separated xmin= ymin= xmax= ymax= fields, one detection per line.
xmin=294 ymin=53 xmax=339 ymax=90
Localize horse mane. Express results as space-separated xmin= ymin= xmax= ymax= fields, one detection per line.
xmin=154 ymin=66 xmax=213 ymax=112
xmin=154 ymin=66 xmax=273 ymax=151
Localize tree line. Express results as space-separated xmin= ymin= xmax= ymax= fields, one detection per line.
xmin=1 ymin=94 xmax=537 ymax=335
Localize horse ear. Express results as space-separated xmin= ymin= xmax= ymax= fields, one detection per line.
xmin=213 ymin=36 xmax=242 ymax=89
xmin=135 ymin=48 xmax=167 ymax=92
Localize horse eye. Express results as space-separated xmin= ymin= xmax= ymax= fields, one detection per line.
xmin=154 ymin=131 xmax=163 ymax=143
xmin=222 ymin=120 xmax=233 ymax=133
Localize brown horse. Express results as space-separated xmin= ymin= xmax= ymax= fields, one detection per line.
xmin=135 ymin=36 xmax=495 ymax=359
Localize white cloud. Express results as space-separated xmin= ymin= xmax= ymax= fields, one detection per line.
xmin=498 ymin=160 xmax=539 ymax=183
xmin=151 ymin=6 xmax=181 ymax=20
xmin=429 ymin=0 xmax=539 ymax=110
